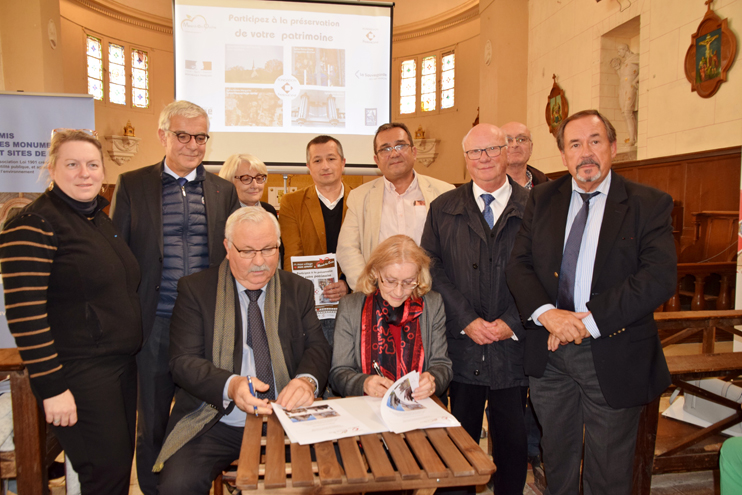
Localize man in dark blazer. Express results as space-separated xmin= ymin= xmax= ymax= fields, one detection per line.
xmin=156 ymin=207 xmax=331 ymax=495
xmin=421 ymin=123 xmax=529 ymax=495
xmin=110 ymin=100 xmax=239 ymax=494
xmin=506 ymin=110 xmax=676 ymax=495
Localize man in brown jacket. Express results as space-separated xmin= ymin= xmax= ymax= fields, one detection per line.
xmin=279 ymin=135 xmax=351 ymax=347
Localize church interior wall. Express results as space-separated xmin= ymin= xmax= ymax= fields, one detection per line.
xmin=527 ymin=0 xmax=742 ymax=175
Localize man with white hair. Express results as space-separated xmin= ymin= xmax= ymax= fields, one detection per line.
xmin=155 ymin=207 xmax=331 ymax=494
xmin=111 ymin=100 xmax=239 ymax=494
xmin=421 ymin=123 xmax=529 ymax=495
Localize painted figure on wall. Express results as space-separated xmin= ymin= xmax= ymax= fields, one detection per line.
xmin=696 ymin=29 xmax=722 ymax=83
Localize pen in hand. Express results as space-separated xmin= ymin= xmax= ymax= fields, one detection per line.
xmin=372 ymin=360 xmax=384 ymax=377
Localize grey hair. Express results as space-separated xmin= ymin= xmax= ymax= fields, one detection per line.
xmin=158 ymin=100 xmax=210 ymax=132
xmin=219 ymin=154 xmax=268 ymax=181
xmin=224 ymin=207 xmax=281 ymax=246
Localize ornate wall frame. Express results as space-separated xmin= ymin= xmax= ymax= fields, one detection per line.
xmin=683 ymin=0 xmax=737 ymax=98
xmin=545 ymin=75 xmax=569 ymax=136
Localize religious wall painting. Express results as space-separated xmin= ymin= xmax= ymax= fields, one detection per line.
xmin=684 ymin=1 xmax=737 ymax=98
xmin=545 ymin=75 xmax=568 ymax=136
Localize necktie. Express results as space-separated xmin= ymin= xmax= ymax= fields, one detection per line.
xmin=557 ymin=192 xmax=600 ymax=312
xmin=177 ymin=177 xmax=188 ymax=187
xmin=245 ymin=289 xmax=274 ymax=400
xmin=481 ymin=193 xmax=496 ymax=229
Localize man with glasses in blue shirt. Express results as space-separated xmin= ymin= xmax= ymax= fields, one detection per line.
xmin=111 ymin=100 xmax=239 ymax=494
xmin=421 ymin=123 xmax=529 ymax=495
xmin=337 ymin=122 xmax=453 ymax=291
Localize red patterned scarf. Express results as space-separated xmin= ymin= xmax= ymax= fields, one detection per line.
xmin=360 ymin=290 xmax=425 ymax=382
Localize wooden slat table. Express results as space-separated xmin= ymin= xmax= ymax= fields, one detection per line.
xmin=233 ymin=401 xmax=495 ymax=495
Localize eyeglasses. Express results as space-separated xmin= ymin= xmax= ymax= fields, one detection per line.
xmin=51 ymin=128 xmax=99 ymax=139
xmin=167 ymin=130 xmax=210 ymax=145
xmin=378 ymin=275 xmax=418 ymax=291
xmin=231 ymin=245 xmax=279 ymax=259
xmin=506 ymin=136 xmax=531 ymax=145
xmin=376 ymin=143 xmax=411 ymax=157
xmin=464 ymin=145 xmax=507 ymax=160
xmin=235 ymin=174 xmax=267 ymax=185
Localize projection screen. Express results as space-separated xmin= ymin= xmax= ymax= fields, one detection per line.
xmin=173 ymin=0 xmax=393 ymax=166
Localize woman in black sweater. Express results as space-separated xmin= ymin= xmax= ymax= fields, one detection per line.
xmin=0 ymin=129 xmax=142 ymax=494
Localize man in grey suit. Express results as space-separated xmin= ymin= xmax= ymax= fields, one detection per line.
xmin=111 ymin=100 xmax=240 ymax=494
xmin=156 ymin=207 xmax=331 ymax=494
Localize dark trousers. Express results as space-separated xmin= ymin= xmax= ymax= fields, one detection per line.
xmin=158 ymin=421 xmax=243 ymax=495
xmin=529 ymin=339 xmax=642 ymax=495
xmin=525 ymin=394 xmax=543 ymax=459
xmin=449 ymin=382 xmax=528 ymax=495
xmin=52 ymin=356 xmax=137 ymax=495
xmin=136 ymin=316 xmax=177 ymax=495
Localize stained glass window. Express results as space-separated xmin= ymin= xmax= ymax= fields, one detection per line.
xmin=132 ymin=49 xmax=149 ymax=108
xmin=399 ymin=59 xmax=416 ymax=114
xmin=421 ymin=56 xmax=436 ymax=112
xmin=109 ymin=43 xmax=126 ymax=105
xmin=441 ymin=51 xmax=455 ymax=109
xmin=86 ymin=36 xmax=103 ymax=101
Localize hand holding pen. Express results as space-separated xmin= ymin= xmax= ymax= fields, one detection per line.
xmin=363 ymin=360 xmax=394 ymax=398
xmin=228 ymin=375 xmax=271 ymax=416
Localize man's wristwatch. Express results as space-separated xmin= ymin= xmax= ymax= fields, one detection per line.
xmin=300 ymin=376 xmax=318 ymax=395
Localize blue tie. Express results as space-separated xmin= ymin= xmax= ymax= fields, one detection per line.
xmin=481 ymin=194 xmax=495 ymax=229
xmin=177 ymin=177 xmax=188 ymax=187
xmin=245 ymin=290 xmax=274 ymax=400
xmin=557 ymin=192 xmax=600 ymax=312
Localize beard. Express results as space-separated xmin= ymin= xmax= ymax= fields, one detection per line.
xmin=575 ymin=159 xmax=602 ymax=183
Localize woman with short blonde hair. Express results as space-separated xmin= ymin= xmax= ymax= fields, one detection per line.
xmin=219 ymin=154 xmax=275 ymax=214
xmin=330 ymin=235 xmax=451 ymax=399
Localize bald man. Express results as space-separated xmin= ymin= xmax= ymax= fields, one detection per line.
xmin=421 ymin=123 xmax=529 ymax=495
xmin=501 ymin=122 xmax=549 ymax=190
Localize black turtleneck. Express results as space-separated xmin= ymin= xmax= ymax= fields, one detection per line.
xmin=51 ymin=185 xmax=100 ymax=216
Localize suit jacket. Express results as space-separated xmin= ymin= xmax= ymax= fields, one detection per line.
xmin=336 ymin=174 xmax=454 ymax=290
xmin=110 ymin=161 xmax=240 ymax=339
xmin=166 ymin=267 xmax=332 ymax=435
xmin=329 ymin=291 xmax=452 ymax=397
xmin=506 ymin=171 xmax=676 ymax=408
xmin=278 ymin=183 xmax=351 ymax=270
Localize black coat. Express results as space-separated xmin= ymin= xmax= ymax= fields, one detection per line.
xmin=421 ymin=178 xmax=528 ymax=389
xmin=110 ymin=161 xmax=240 ymax=340
xmin=506 ymin=171 xmax=675 ymax=408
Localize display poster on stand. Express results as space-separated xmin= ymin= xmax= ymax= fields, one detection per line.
xmin=0 ymin=92 xmax=94 ymax=193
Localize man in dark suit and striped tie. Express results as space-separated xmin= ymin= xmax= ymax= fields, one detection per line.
xmin=507 ymin=110 xmax=676 ymax=495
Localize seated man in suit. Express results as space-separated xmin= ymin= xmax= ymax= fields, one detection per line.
xmin=155 ymin=207 xmax=332 ymax=495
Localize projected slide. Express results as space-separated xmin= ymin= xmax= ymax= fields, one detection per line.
xmin=174 ymin=0 xmax=392 ymax=165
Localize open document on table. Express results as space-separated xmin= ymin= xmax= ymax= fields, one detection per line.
xmin=271 ymin=371 xmax=460 ymax=445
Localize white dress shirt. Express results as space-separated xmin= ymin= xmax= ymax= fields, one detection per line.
xmin=378 ymin=172 xmax=427 ymax=245
xmin=316 ymin=183 xmax=345 ymax=210
xmin=532 ymin=173 xmax=612 ymax=338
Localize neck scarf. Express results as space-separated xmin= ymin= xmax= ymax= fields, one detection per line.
xmin=360 ymin=290 xmax=424 ymax=382
xmin=153 ymin=259 xmax=287 ymax=472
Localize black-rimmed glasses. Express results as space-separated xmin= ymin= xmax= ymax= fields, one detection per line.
xmin=167 ymin=130 xmax=210 ymax=145
xmin=464 ymin=145 xmax=507 ymax=160
xmin=235 ymin=174 xmax=267 ymax=185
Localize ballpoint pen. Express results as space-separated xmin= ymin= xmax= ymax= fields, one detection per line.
xmin=372 ymin=360 xmax=384 ymax=377
xmin=247 ymin=375 xmax=259 ymax=416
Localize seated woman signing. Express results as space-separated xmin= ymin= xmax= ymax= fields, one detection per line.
xmin=329 ymin=235 xmax=452 ymax=399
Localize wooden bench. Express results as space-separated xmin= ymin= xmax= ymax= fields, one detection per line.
xmin=0 ymin=348 xmax=62 ymax=495
xmin=632 ymin=310 xmax=742 ymax=495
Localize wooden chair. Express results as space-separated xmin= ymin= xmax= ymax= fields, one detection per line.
xmin=0 ymin=348 xmax=63 ymax=495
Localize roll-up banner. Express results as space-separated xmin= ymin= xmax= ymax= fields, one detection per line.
xmin=0 ymin=92 xmax=95 ymax=193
